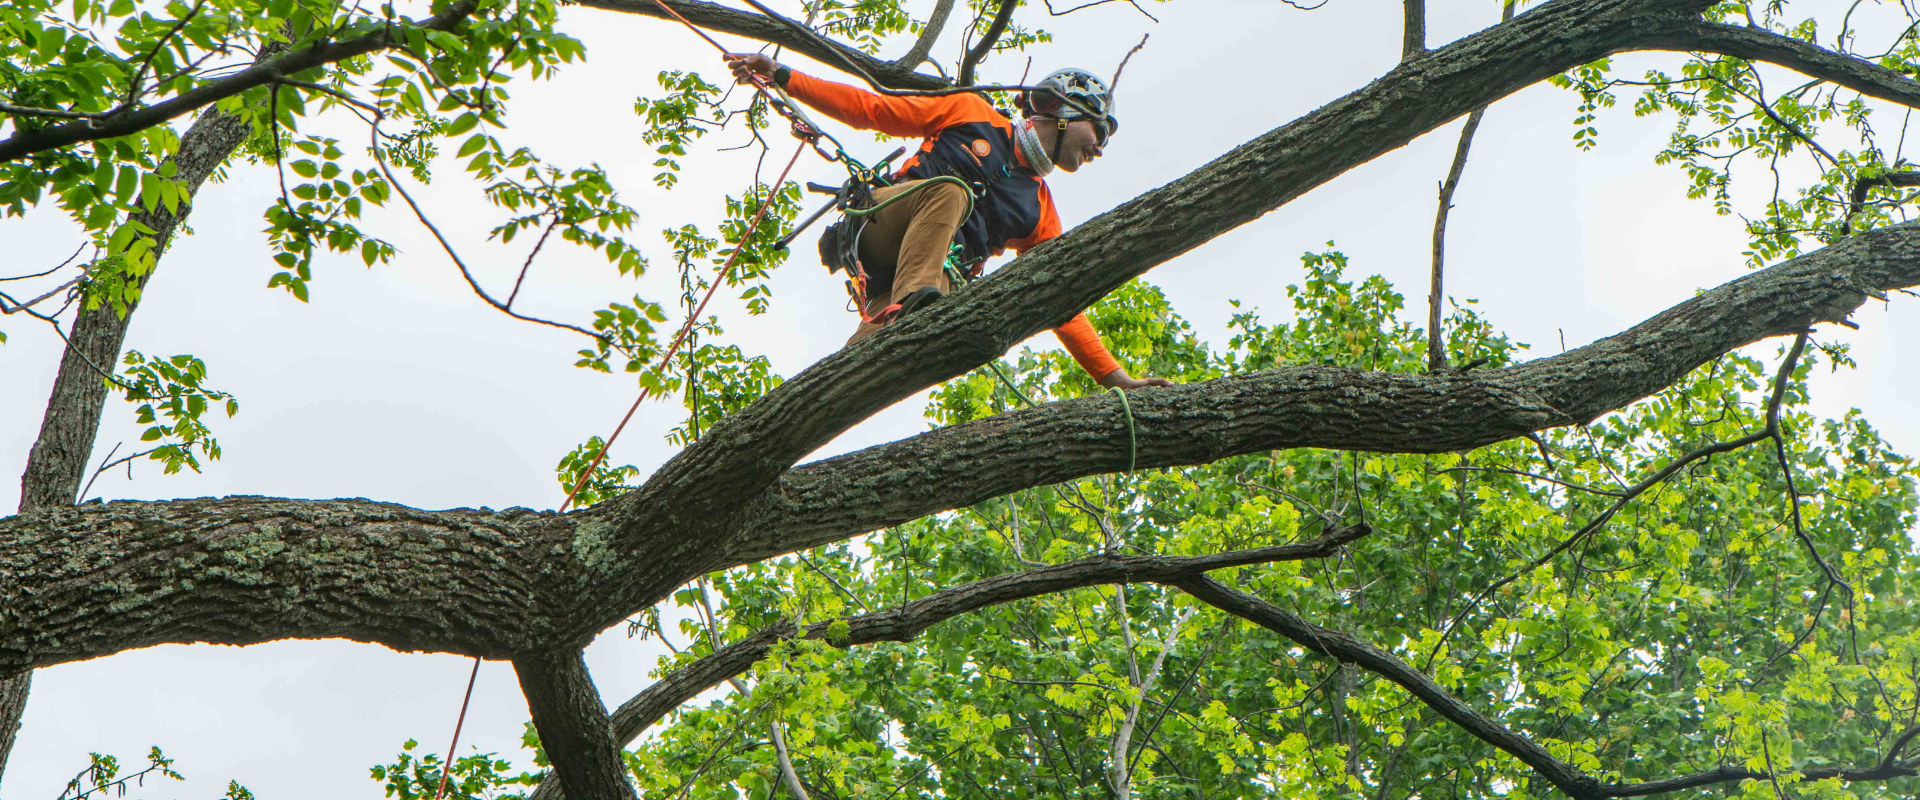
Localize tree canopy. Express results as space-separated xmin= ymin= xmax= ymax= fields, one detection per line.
xmin=5 ymin=0 xmax=1920 ymax=797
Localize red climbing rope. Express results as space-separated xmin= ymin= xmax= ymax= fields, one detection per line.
xmin=555 ymin=2 xmax=838 ymax=514
xmin=559 ymin=142 xmax=807 ymax=513
xmin=431 ymin=656 xmax=483 ymax=800
xmin=436 ymin=15 xmax=823 ymax=791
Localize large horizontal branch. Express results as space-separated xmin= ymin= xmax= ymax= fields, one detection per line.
xmin=3 ymin=219 xmax=1915 ymax=674
xmin=1176 ymin=575 xmax=1920 ymax=800
xmin=0 ymin=497 xmax=583 ymax=672
xmin=568 ymin=0 xmax=948 ymax=90
xmin=718 ymin=221 xmax=1920 ymax=568
xmin=590 ymin=0 xmax=1728 ymax=611
xmin=525 ymin=526 xmax=1372 ymax=800
xmin=0 ymin=1 xmax=479 ymax=163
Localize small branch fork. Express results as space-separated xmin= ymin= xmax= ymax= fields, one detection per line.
xmin=957 ymin=0 xmax=1018 ymax=87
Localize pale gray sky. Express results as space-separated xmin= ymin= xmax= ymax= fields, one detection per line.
xmin=3 ymin=0 xmax=1915 ymax=795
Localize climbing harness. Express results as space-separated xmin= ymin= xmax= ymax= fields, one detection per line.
xmin=776 ymin=147 xmax=980 ymax=325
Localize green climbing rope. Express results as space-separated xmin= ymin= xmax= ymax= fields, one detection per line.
xmin=1109 ymin=385 xmax=1136 ymax=474
xmin=983 ymin=360 xmax=1138 ymax=475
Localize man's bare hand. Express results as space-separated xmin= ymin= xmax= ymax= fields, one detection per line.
xmin=724 ymin=53 xmax=776 ymax=84
xmin=1097 ymin=368 xmax=1174 ymax=391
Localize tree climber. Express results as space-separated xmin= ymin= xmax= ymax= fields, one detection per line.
xmin=725 ymin=53 xmax=1174 ymax=391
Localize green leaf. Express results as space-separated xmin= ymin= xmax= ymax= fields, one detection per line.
xmin=445 ymin=112 xmax=480 ymax=137
xmin=457 ymin=133 xmax=488 ymax=158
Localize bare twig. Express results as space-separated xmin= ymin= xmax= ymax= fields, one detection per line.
xmin=1426 ymin=0 xmax=1512 ymax=373
xmin=1 ymin=244 xmax=88 ymax=282
xmin=1109 ymin=34 xmax=1149 ymax=91
xmin=0 ymin=277 xmax=81 ymax=315
xmin=506 ymin=219 xmax=561 ymax=309
xmin=123 ymin=0 xmax=211 ymax=109
xmin=367 ymin=123 xmax=605 ymax=340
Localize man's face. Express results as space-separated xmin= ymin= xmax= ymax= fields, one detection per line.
xmin=1052 ymin=119 xmax=1107 ymax=173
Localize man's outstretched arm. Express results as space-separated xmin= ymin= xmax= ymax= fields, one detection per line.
xmin=725 ymin=53 xmax=979 ymax=138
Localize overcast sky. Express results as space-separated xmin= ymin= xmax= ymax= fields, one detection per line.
xmin=3 ymin=0 xmax=1916 ymax=795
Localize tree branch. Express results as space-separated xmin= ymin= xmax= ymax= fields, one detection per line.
xmin=958 ymin=0 xmax=1018 ymax=87
xmin=4 ymin=216 xmax=1918 ymax=677
xmin=896 ymin=0 xmax=958 ymax=69
xmin=514 ymin=648 xmax=638 ymax=800
xmin=1175 ymin=574 xmax=1920 ymax=800
xmin=720 ymin=220 xmax=1920 ymax=570
xmin=615 ymin=528 xmax=1369 ymax=757
xmin=1671 ymin=20 xmax=1920 ymax=110
xmin=1428 ymin=0 xmax=1513 ymax=372
xmin=0 ymin=0 xmax=481 ymax=163
xmin=595 ymin=0 xmax=1729 ymax=612
xmin=1402 ymin=0 xmax=1425 ymax=60
xmin=570 ymin=0 xmax=948 ymax=90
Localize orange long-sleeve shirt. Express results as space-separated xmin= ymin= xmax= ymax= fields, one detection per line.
xmin=786 ymin=71 xmax=1122 ymax=381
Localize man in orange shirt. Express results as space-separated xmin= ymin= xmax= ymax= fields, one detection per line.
xmin=725 ymin=53 xmax=1172 ymax=391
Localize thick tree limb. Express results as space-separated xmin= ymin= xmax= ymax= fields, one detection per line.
xmin=719 ymin=221 xmax=1920 ymax=568
xmin=5 ymin=218 xmax=1920 ymax=675
xmin=590 ymin=0 xmax=1732 ymax=618
xmin=569 ymin=0 xmax=947 ymax=90
xmin=0 ymin=1 xmax=478 ymax=163
xmin=515 ymin=648 xmax=638 ymax=800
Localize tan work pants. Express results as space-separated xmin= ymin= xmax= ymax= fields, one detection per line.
xmin=846 ymin=179 xmax=971 ymax=344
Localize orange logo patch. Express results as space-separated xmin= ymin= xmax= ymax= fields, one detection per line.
xmin=970 ymin=138 xmax=992 ymax=158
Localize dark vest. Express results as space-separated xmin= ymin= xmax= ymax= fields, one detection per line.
xmin=898 ymin=119 xmax=1045 ymax=265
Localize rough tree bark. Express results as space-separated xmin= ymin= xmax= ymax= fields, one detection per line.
xmin=514 ymin=649 xmax=638 ymax=800
xmin=7 ymin=0 xmax=1920 ymax=791
xmin=3 ymin=218 xmax=1916 ymax=677
xmin=0 ymin=103 xmax=253 ymax=780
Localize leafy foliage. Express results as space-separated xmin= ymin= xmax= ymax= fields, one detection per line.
xmin=55 ymin=746 xmax=254 ymax=800
xmin=117 ymin=349 xmax=238 ymax=474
